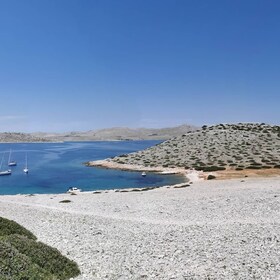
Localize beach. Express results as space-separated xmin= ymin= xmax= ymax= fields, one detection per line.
xmin=0 ymin=176 xmax=280 ymax=279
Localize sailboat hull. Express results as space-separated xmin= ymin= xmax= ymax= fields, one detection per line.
xmin=0 ymin=170 xmax=12 ymax=176
xmin=0 ymin=152 xmax=12 ymax=175
xmin=8 ymin=150 xmax=17 ymax=166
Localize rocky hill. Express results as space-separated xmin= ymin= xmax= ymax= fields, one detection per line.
xmin=109 ymin=123 xmax=280 ymax=171
xmin=0 ymin=133 xmax=49 ymax=143
xmin=31 ymin=124 xmax=198 ymax=141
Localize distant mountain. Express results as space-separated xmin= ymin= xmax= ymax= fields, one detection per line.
xmin=31 ymin=124 xmax=199 ymax=141
xmin=0 ymin=124 xmax=198 ymax=142
xmin=0 ymin=132 xmax=49 ymax=143
xmin=107 ymin=123 xmax=280 ymax=171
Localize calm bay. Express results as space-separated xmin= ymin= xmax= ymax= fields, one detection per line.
xmin=0 ymin=141 xmax=184 ymax=195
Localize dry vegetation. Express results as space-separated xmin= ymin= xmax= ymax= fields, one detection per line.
xmin=110 ymin=123 xmax=280 ymax=172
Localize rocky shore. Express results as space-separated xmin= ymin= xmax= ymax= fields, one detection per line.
xmin=0 ymin=177 xmax=280 ymax=279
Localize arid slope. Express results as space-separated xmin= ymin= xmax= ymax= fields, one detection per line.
xmin=109 ymin=123 xmax=280 ymax=171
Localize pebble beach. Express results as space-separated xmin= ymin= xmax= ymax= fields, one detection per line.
xmin=0 ymin=176 xmax=280 ymax=279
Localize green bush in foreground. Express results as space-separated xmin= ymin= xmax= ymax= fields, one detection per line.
xmin=0 ymin=240 xmax=54 ymax=280
xmin=0 ymin=217 xmax=80 ymax=280
xmin=0 ymin=216 xmax=36 ymax=240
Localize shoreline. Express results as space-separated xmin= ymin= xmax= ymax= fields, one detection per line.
xmin=87 ymin=159 xmax=280 ymax=181
xmin=86 ymin=159 xmax=205 ymax=182
xmin=0 ymin=177 xmax=280 ymax=279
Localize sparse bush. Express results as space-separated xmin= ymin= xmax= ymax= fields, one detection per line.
xmin=202 ymin=166 xmax=226 ymax=172
xmin=59 ymin=200 xmax=72 ymax=203
xmin=207 ymin=175 xmax=216 ymax=180
xmin=119 ymin=154 xmax=128 ymax=157
xmin=235 ymin=167 xmax=244 ymax=171
xmin=246 ymin=166 xmax=262 ymax=169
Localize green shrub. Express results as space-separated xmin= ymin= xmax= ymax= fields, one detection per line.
xmin=118 ymin=154 xmax=128 ymax=157
xmin=246 ymin=166 xmax=262 ymax=169
xmin=192 ymin=166 xmax=204 ymax=171
xmin=235 ymin=167 xmax=244 ymax=171
xmin=250 ymin=163 xmax=262 ymax=166
xmin=0 ymin=217 xmax=36 ymax=240
xmin=0 ymin=217 xmax=80 ymax=280
xmin=59 ymin=200 xmax=72 ymax=203
xmin=0 ymin=240 xmax=54 ymax=280
xmin=202 ymin=166 xmax=226 ymax=172
xmin=3 ymin=234 xmax=80 ymax=280
xmin=207 ymin=175 xmax=216 ymax=180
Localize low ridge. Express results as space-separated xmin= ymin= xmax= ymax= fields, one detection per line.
xmin=0 ymin=133 xmax=49 ymax=143
xmin=32 ymin=124 xmax=198 ymax=141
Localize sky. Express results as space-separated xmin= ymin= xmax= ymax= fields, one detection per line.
xmin=0 ymin=0 xmax=280 ymax=132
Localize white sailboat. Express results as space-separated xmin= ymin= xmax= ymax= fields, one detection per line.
xmin=23 ymin=153 xmax=29 ymax=174
xmin=8 ymin=149 xmax=17 ymax=166
xmin=0 ymin=153 xmax=12 ymax=176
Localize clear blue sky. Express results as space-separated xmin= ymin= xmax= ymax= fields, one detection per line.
xmin=0 ymin=0 xmax=279 ymax=132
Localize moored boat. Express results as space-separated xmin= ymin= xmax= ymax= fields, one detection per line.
xmin=23 ymin=153 xmax=28 ymax=174
xmin=67 ymin=187 xmax=82 ymax=193
xmin=0 ymin=152 xmax=12 ymax=176
xmin=0 ymin=170 xmax=12 ymax=176
xmin=8 ymin=149 xmax=17 ymax=166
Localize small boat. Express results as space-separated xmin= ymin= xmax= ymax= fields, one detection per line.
xmin=141 ymin=172 xmax=146 ymax=177
xmin=23 ymin=153 xmax=28 ymax=174
xmin=0 ymin=153 xmax=12 ymax=176
xmin=67 ymin=187 xmax=82 ymax=193
xmin=0 ymin=170 xmax=12 ymax=176
xmin=8 ymin=149 xmax=17 ymax=166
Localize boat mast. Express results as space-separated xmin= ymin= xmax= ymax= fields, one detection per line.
xmin=0 ymin=153 xmax=3 ymax=171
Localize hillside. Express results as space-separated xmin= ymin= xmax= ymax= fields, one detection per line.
xmin=31 ymin=124 xmax=198 ymax=141
xmin=108 ymin=123 xmax=280 ymax=171
xmin=0 ymin=133 xmax=49 ymax=143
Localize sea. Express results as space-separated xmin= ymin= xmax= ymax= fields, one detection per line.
xmin=0 ymin=141 xmax=185 ymax=195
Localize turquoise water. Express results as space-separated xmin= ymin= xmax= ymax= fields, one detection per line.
xmin=0 ymin=141 xmax=185 ymax=195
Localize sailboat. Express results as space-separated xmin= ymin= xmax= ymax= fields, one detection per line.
xmin=23 ymin=153 xmax=29 ymax=174
xmin=8 ymin=149 xmax=17 ymax=166
xmin=0 ymin=153 xmax=12 ymax=176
